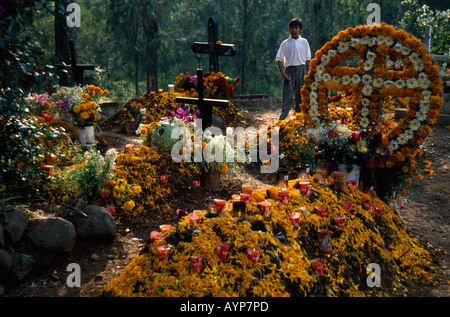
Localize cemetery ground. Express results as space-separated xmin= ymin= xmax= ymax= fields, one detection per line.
xmin=2 ymin=102 xmax=449 ymax=298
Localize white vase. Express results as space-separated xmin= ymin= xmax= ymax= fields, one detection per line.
xmin=77 ymin=125 xmax=95 ymax=146
xmin=338 ymin=164 xmax=361 ymax=188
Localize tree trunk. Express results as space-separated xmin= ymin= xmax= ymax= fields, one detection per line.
xmin=240 ymin=0 xmax=248 ymax=95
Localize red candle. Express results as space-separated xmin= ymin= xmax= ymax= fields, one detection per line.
xmin=188 ymin=212 xmax=200 ymax=226
xmin=241 ymin=182 xmax=253 ymax=196
xmin=334 ymin=216 xmax=346 ymax=228
xmin=159 ymin=224 xmax=172 ymax=233
xmin=290 ymin=211 xmax=301 ymax=228
xmin=240 ymin=193 xmax=251 ymax=204
xmin=191 ymin=255 xmax=204 ymax=272
xmin=299 ymin=181 xmax=311 ymax=196
xmin=43 ymin=165 xmax=54 ymax=176
xmin=260 ymin=200 xmax=272 ymax=217
xmin=278 ymin=189 xmax=289 ymax=205
xmin=311 ymin=258 xmax=324 ymax=275
xmin=315 ymin=205 xmax=327 ymax=218
xmin=216 ymin=243 xmax=229 ymax=261
xmin=373 ymin=206 xmax=383 ymax=218
xmin=150 ymin=230 xmax=162 ymax=241
xmin=125 ymin=143 xmax=134 ymax=154
xmin=160 ymin=174 xmax=169 ymax=184
xmin=156 ymin=245 xmax=170 ymax=261
xmin=193 ymin=180 xmax=201 ymax=187
xmin=247 ymin=247 xmax=260 ymax=264
xmin=318 ymin=229 xmax=332 ymax=254
xmin=364 ymin=202 xmax=374 ymax=211
xmin=158 ymin=88 xmax=164 ymax=93
xmin=341 ymin=200 xmax=353 ymax=213
xmin=106 ymin=204 xmax=116 ymax=215
xmin=231 ymin=194 xmax=241 ymax=201
xmin=214 ymin=199 xmax=227 ymax=214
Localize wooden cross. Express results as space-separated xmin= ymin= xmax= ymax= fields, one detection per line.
xmin=56 ymin=40 xmax=94 ymax=85
xmin=191 ymin=16 xmax=237 ymax=73
xmin=176 ymin=69 xmax=229 ymax=129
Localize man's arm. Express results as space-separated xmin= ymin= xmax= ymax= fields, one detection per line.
xmin=306 ymin=60 xmax=311 ymax=73
xmin=278 ymin=60 xmax=291 ymax=82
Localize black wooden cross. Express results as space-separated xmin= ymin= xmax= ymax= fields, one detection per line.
xmin=191 ymin=16 xmax=237 ymax=73
xmin=176 ymin=69 xmax=229 ymax=129
xmin=56 ymin=40 xmax=94 ymax=85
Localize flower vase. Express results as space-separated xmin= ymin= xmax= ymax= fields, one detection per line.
xmin=338 ymin=164 xmax=362 ymax=188
xmin=201 ymin=171 xmax=221 ymax=192
xmin=77 ymin=125 xmax=95 ymax=146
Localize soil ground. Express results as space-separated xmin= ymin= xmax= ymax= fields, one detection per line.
xmin=2 ymin=104 xmax=449 ymax=297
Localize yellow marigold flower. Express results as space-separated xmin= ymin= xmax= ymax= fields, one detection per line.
xmin=123 ymin=200 xmax=135 ymax=212
xmin=402 ymin=166 xmax=409 ymax=173
xmin=82 ymin=93 xmax=90 ymax=99
xmin=80 ymin=111 xmax=90 ymax=120
xmin=73 ymin=105 xmax=81 ymax=114
xmin=87 ymin=85 xmax=95 ymax=92
xmin=219 ymin=164 xmax=228 ymax=174
xmin=133 ymin=185 xmax=142 ymax=194
xmin=103 ymin=89 xmax=109 ymax=95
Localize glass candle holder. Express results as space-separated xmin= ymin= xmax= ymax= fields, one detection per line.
xmin=247 ymin=247 xmax=260 ymax=264
xmin=318 ymin=229 xmax=332 ymax=254
xmin=150 ymin=230 xmax=162 ymax=242
xmin=259 ymin=200 xmax=272 ymax=217
xmin=160 ymin=174 xmax=169 ymax=185
xmin=214 ymin=199 xmax=227 ymax=214
xmin=315 ymin=205 xmax=327 ymax=218
xmin=289 ymin=211 xmax=301 ymax=228
xmin=216 ymin=243 xmax=229 ymax=261
xmin=276 ymin=171 xmax=289 ymax=189
xmin=334 ymin=216 xmax=346 ymax=228
xmin=311 ymin=258 xmax=324 ymax=275
xmin=156 ymin=245 xmax=171 ymax=261
xmin=191 ymin=255 xmax=204 ymax=272
xmin=232 ymin=201 xmax=246 ymax=217
xmin=278 ymin=189 xmax=289 ymax=205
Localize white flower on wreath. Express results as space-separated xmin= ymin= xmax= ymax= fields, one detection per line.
xmin=405 ymin=130 xmax=414 ymax=139
xmin=397 ymin=133 xmax=407 ymax=145
xmin=337 ymin=42 xmax=349 ymax=53
xmin=394 ymin=79 xmax=406 ymax=89
xmin=383 ymin=80 xmax=394 ymax=88
xmin=309 ymin=91 xmax=318 ymax=100
xmin=361 ymin=36 xmax=370 ymax=45
xmin=322 ymin=73 xmax=332 ymax=82
xmin=419 ymin=102 xmax=430 ymax=112
xmin=368 ymin=37 xmax=377 ymax=46
xmin=400 ymin=46 xmax=411 ymax=55
xmin=422 ymin=90 xmax=431 ymax=101
xmin=366 ymin=51 xmax=376 ymax=60
xmin=332 ymin=76 xmax=341 ymax=84
xmin=361 ymin=98 xmax=370 ymax=107
xmin=362 ymin=74 xmax=372 ymax=85
xmin=409 ymin=53 xmax=420 ymax=64
xmin=360 ymin=117 xmax=370 ymax=128
xmin=328 ymin=50 xmax=337 ymax=57
xmin=389 ymin=141 xmax=399 ymax=152
xmin=406 ymin=78 xmax=418 ymax=89
xmin=377 ymin=36 xmax=389 ymax=45
xmin=341 ymin=75 xmax=351 ymax=85
xmin=321 ymin=54 xmax=330 ymax=64
xmin=394 ymin=43 xmax=403 ymax=52
xmin=373 ymin=77 xmax=384 ymax=88
xmin=310 ymin=81 xmax=319 ymax=90
xmin=409 ymin=119 xmax=421 ymax=131
xmin=310 ymin=107 xmax=319 ymax=117
xmin=351 ymin=74 xmax=361 ymax=84
xmin=315 ymin=65 xmax=325 ymax=75
xmin=310 ymin=98 xmax=319 ymax=107
xmin=364 ymin=61 xmax=374 ymax=72
xmin=362 ymin=85 xmax=373 ymax=96
xmin=361 ymin=107 xmax=370 ymax=116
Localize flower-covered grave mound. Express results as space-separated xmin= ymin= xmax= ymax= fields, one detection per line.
xmin=104 ymin=178 xmax=439 ymax=297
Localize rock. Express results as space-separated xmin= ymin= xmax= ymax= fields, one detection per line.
xmin=27 ymin=217 xmax=76 ymax=253
xmin=0 ymin=249 xmax=12 ymax=271
xmin=73 ymin=205 xmax=117 ymax=241
xmin=11 ymin=253 xmax=34 ymax=280
xmin=3 ymin=209 xmax=29 ymax=244
xmin=58 ymin=199 xmax=86 ymax=220
xmin=91 ymin=253 xmax=100 ymax=261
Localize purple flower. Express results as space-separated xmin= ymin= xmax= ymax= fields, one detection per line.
xmin=351 ymin=132 xmax=361 ymax=142
xmin=161 ymin=117 xmax=169 ymax=123
xmin=174 ymin=209 xmax=188 ymax=221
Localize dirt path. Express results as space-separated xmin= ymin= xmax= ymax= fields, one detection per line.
xmin=3 ymin=107 xmax=449 ymax=297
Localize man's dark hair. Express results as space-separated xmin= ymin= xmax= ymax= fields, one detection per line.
xmin=289 ymin=18 xmax=303 ymax=29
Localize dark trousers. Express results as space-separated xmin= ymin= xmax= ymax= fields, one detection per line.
xmin=280 ymin=65 xmax=307 ymax=121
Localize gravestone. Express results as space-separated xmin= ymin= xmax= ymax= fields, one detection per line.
xmin=191 ymin=16 xmax=237 ymax=73
xmin=176 ymin=69 xmax=229 ymax=129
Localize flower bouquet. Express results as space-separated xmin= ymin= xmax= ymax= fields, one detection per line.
xmin=175 ymin=71 xmax=241 ymax=99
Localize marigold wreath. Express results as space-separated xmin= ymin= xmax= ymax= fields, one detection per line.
xmin=301 ymin=24 xmax=443 ymax=168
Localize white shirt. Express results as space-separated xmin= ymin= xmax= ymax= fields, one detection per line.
xmin=276 ymin=36 xmax=311 ymax=67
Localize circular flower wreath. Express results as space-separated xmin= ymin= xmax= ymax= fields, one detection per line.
xmin=301 ymin=23 xmax=443 ymax=168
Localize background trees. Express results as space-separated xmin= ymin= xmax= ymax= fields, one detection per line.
xmin=24 ymin=0 xmax=450 ymax=100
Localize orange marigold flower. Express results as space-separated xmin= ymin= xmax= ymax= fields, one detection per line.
xmin=424 ymin=161 xmax=432 ymax=168
xmin=361 ymin=193 xmax=372 ymax=203
xmin=415 ymin=175 xmax=424 ymax=180
xmin=426 ymin=170 xmax=434 ymax=176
